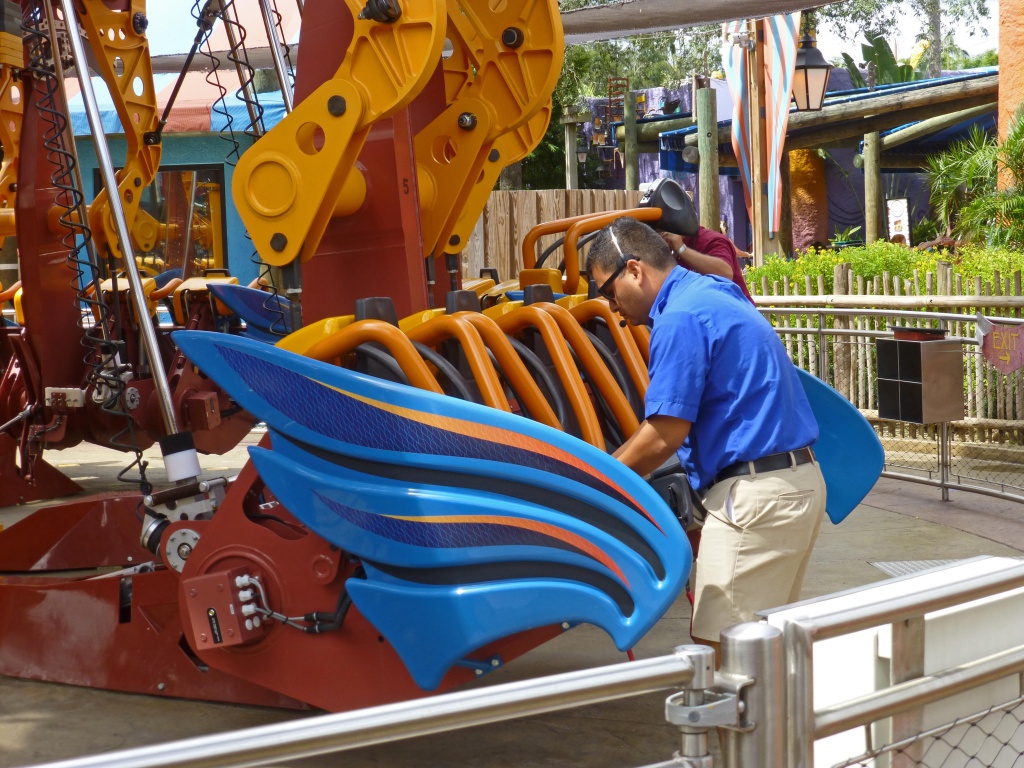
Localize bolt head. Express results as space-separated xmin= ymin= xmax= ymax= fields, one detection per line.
xmin=270 ymin=233 xmax=288 ymax=252
xmin=448 ymin=235 xmax=460 ymax=246
xmin=327 ymin=95 xmax=347 ymax=117
xmin=457 ymin=112 xmax=477 ymax=131
xmin=501 ymin=27 xmax=524 ymax=49
xmin=488 ymin=149 xmax=500 ymax=162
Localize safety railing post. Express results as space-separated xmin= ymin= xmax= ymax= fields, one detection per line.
xmin=940 ymin=420 xmax=950 ymax=501
xmin=719 ymin=622 xmax=787 ymax=768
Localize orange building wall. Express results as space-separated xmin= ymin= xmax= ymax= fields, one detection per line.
xmin=1000 ymin=0 xmax=1024 ymax=142
xmin=788 ymin=149 xmax=829 ymax=249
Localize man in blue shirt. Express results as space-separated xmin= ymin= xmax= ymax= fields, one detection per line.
xmin=585 ymin=217 xmax=826 ymax=651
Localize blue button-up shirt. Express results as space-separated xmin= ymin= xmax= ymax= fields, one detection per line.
xmin=646 ymin=267 xmax=818 ymax=491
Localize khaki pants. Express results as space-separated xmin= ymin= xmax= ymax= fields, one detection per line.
xmin=690 ymin=460 xmax=826 ymax=642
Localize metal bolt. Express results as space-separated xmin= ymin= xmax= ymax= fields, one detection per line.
xmin=134 ymin=177 xmax=142 ymax=187
xmin=126 ymin=556 xmax=133 ymax=563
xmin=176 ymin=542 xmax=192 ymax=560
xmin=457 ymin=112 xmax=477 ymax=131
xmin=448 ymin=235 xmax=460 ymax=246
xmin=501 ymin=27 xmax=524 ymax=49
xmin=358 ymin=0 xmax=402 ymax=23
xmin=488 ymin=149 xmax=500 ymax=162
xmin=157 ymin=682 xmax=166 ymax=691
xmin=327 ymin=95 xmax=347 ymax=117
xmin=561 ymin=622 xmax=570 ymax=629
xmin=216 ymin=583 xmax=223 ymax=591
xmin=200 ymin=634 xmax=207 ymax=642
xmin=189 ymin=589 xmax=197 ymax=597
xmin=490 ymin=658 xmax=500 ymax=667
xmin=132 ymin=12 xmax=149 ymax=34
xmin=474 ymin=669 xmax=483 ymax=676
xmin=270 ymin=233 xmax=288 ymax=252
xmin=227 ymin=628 xmax=235 ymax=637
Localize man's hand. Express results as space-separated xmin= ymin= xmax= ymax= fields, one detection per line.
xmin=613 ymin=415 xmax=692 ymax=479
xmin=659 ymin=232 xmax=732 ymax=279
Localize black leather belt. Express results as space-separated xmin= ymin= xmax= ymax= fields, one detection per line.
xmin=713 ymin=447 xmax=815 ymax=486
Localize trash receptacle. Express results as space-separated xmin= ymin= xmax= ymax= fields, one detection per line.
xmin=876 ymin=327 xmax=964 ymax=424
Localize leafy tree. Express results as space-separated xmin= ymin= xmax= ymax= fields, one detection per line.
xmin=841 ymin=34 xmax=920 ymax=87
xmin=814 ymin=0 xmax=989 ymax=78
xmin=926 ymin=106 xmax=1024 ymax=250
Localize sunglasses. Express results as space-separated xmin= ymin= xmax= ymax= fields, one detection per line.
xmin=597 ymin=254 xmax=632 ymax=301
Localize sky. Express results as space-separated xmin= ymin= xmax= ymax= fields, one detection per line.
xmin=814 ymin=0 xmax=1000 ymax=63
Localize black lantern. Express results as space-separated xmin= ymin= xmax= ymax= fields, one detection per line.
xmin=792 ymin=33 xmax=833 ymax=111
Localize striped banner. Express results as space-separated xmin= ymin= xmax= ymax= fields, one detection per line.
xmin=722 ymin=20 xmax=753 ymax=220
xmin=762 ymin=13 xmax=800 ymax=237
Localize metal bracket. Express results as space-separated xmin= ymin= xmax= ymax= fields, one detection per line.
xmin=665 ymin=671 xmax=756 ymax=732
xmin=454 ymin=654 xmax=503 ymax=676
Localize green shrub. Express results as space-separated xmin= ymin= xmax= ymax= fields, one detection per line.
xmin=746 ymin=243 xmax=1021 ymax=295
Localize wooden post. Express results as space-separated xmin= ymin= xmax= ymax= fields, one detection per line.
xmin=864 ymin=130 xmax=883 ymax=242
xmin=563 ymin=121 xmax=579 ymax=190
xmin=558 ymin=110 xmax=591 ymax=191
xmin=696 ymin=83 xmax=720 ymax=230
xmin=624 ymin=93 xmax=639 ymax=191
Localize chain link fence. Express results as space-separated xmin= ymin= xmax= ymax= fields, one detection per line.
xmin=834 ymin=696 xmax=1024 ymax=768
xmin=762 ymin=307 xmax=1024 ymax=504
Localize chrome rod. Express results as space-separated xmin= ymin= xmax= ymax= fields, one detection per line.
xmin=799 ymin=562 xmax=1024 ymax=641
xmin=60 ymin=0 xmax=179 ymax=434
xmin=815 ymin=643 xmax=1024 ymax=738
xmin=257 ymin=0 xmax=294 ymax=111
xmin=28 ymin=650 xmax=697 ymax=768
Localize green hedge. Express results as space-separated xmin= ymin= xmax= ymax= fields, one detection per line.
xmin=746 ymin=243 xmax=1024 ymax=295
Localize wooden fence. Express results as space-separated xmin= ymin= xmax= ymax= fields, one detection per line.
xmin=461 ymin=189 xmax=643 ymax=283
xmin=752 ymin=262 xmax=1024 ymax=444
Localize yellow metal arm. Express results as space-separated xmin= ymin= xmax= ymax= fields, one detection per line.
xmin=73 ymin=0 xmax=161 ymax=259
xmin=233 ymin=0 xmax=446 ymax=267
xmin=415 ymin=0 xmax=563 ymax=258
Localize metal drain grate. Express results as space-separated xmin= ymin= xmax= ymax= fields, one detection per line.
xmin=869 ymin=560 xmax=962 ymax=577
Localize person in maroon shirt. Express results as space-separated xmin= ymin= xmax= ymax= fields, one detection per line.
xmin=659 ymin=227 xmax=754 ymax=303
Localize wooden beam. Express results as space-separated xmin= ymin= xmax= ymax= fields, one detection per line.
xmin=853 ymin=153 xmax=931 ymax=169
xmin=880 ymin=102 xmax=996 ymax=150
xmin=615 ymin=115 xmax=694 ymax=143
xmin=786 ymin=94 xmax=996 ymax=151
xmin=558 ymin=109 xmax=592 ymax=125
xmin=683 ymin=75 xmax=998 ymax=149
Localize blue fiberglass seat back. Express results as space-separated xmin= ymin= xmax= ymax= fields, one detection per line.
xmin=173 ymin=332 xmax=691 ymax=690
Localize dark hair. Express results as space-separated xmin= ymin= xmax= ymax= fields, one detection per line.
xmin=585 ymin=217 xmax=676 ymax=275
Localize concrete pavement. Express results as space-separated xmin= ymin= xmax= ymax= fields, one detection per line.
xmin=1 ymin=436 xmax=1022 ymax=768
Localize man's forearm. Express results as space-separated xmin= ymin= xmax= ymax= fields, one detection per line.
xmin=613 ymin=416 xmax=692 ymax=479
xmin=677 ymin=246 xmax=733 ymax=278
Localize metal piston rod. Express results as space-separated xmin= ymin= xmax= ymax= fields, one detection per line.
xmin=58 ymin=0 xmax=180 ymax=435
xmin=257 ymin=0 xmax=294 ymax=112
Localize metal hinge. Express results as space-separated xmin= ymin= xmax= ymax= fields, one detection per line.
xmin=665 ymin=671 xmax=756 ymax=732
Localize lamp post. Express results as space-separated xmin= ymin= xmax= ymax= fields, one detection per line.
xmin=792 ymin=33 xmax=833 ymax=112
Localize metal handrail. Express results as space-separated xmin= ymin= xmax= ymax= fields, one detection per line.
xmin=30 ymin=649 xmax=697 ymax=768
xmin=778 ymin=559 xmax=1024 ymax=768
